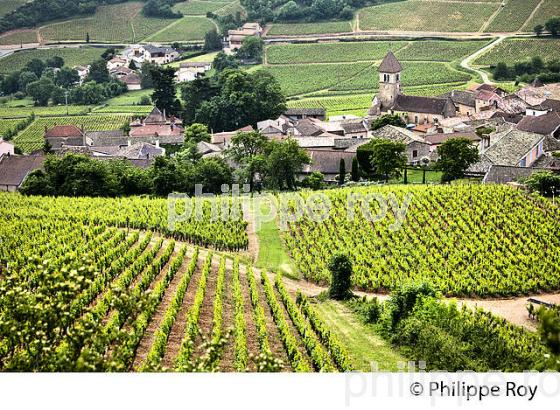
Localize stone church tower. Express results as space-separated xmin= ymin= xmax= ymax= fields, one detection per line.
xmin=377 ymin=50 xmax=402 ymax=108
xmin=368 ymin=50 xmax=403 ymax=122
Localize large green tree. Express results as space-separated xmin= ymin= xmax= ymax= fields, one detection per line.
xmin=265 ymin=138 xmax=310 ymax=190
xmin=151 ymin=66 xmax=182 ymax=116
xmin=369 ymin=139 xmax=407 ymax=181
xmin=226 ymin=130 xmax=269 ymax=190
xmin=437 ymin=137 xmax=479 ymax=183
xmin=26 ymin=77 xmax=56 ymax=106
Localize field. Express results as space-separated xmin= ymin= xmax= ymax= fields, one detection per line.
xmin=485 ymin=0 xmax=542 ymax=32
xmin=264 ymin=61 xmax=471 ymax=96
xmin=0 ymin=0 xmax=26 ymax=17
xmin=283 ymin=184 xmax=560 ymax=297
xmin=0 ymin=30 xmax=38 ymax=45
xmin=473 ymin=38 xmax=560 ymax=66
xmin=0 ymin=193 xmax=350 ymax=372
xmin=173 ymin=0 xmax=234 ymax=15
xmin=0 ymin=105 xmax=92 ymax=118
xmin=525 ymin=0 xmax=560 ymax=30
xmin=358 ymin=1 xmax=499 ymax=32
xmin=0 ymin=47 xmax=105 ymax=74
xmin=393 ymin=40 xmax=491 ymax=62
xmin=0 ymin=118 xmax=24 ymax=137
xmin=39 ymin=2 xmax=172 ymax=43
xmin=145 ymin=16 xmax=216 ymax=42
xmin=267 ymin=21 xmax=354 ymax=36
xmin=264 ymin=39 xmax=481 ymax=105
xmin=266 ymin=41 xmax=408 ymax=64
xmin=13 ymin=114 xmax=131 ymax=153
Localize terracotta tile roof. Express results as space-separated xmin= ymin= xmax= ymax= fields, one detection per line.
xmin=378 ymin=51 xmax=402 ymax=74
xmin=45 ymin=125 xmax=83 ymax=138
xmin=129 ymin=124 xmax=183 ymax=137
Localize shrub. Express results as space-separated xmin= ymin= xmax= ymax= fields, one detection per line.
xmin=328 ymin=253 xmax=352 ymax=300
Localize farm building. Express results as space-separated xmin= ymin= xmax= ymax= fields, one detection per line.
xmin=128 ymin=107 xmax=184 ymax=145
xmin=226 ymin=22 xmax=263 ymax=51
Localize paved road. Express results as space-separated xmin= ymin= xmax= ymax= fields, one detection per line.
xmin=460 ymin=35 xmax=506 ymax=84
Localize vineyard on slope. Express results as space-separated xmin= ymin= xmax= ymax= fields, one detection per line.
xmin=0 ymin=194 xmax=350 ymax=371
xmin=283 ymin=185 xmax=560 ymax=297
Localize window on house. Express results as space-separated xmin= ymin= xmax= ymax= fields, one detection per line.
xmin=396 ymin=74 xmax=400 ymax=81
xmin=415 ymin=116 xmax=419 ymax=124
xmin=413 ymin=150 xmax=418 ymax=158
xmin=519 ymin=157 xmax=527 ymax=167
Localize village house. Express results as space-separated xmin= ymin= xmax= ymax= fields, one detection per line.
xmin=517 ymin=111 xmax=560 ymax=139
xmin=90 ymin=141 xmax=165 ymax=160
xmin=107 ymin=56 xmax=128 ymax=71
xmin=368 ymin=51 xmax=456 ymax=125
xmin=175 ymin=62 xmax=212 ymax=83
xmin=470 ymin=128 xmax=545 ymax=174
xmin=371 ymin=125 xmax=431 ymax=165
xmin=284 ymin=108 xmax=326 ymax=121
xmin=44 ymin=125 xmax=85 ymax=150
xmin=73 ymin=66 xmax=90 ymax=84
xmin=142 ymin=45 xmax=179 ymax=65
xmin=121 ymin=72 xmax=142 ymax=90
xmin=300 ymin=150 xmax=357 ymax=183
xmin=226 ymin=22 xmax=263 ymax=51
xmin=0 ymin=153 xmax=45 ymax=192
xmin=129 ymin=107 xmax=184 ymax=145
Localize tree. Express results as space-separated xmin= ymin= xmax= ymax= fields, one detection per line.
xmin=184 ymin=123 xmax=211 ymax=144
xmin=55 ymin=67 xmax=80 ymax=88
xmin=140 ymin=62 xmax=158 ymax=88
xmin=532 ymin=56 xmax=545 ymax=72
xmin=26 ymin=77 xmax=56 ymax=106
xmin=213 ymin=51 xmax=240 ymax=72
xmin=338 ymin=158 xmax=346 ymax=185
xmin=204 ymin=28 xmax=223 ymax=51
xmin=534 ymin=24 xmax=544 ymax=37
xmin=493 ymin=62 xmax=510 ymax=80
xmin=370 ymin=114 xmax=406 ymax=131
xmin=226 ymin=130 xmax=269 ymax=191
xmin=190 ymin=69 xmax=285 ymax=132
xmin=192 ymin=157 xmax=233 ymax=194
xmin=46 ymin=56 xmax=64 ymax=69
xmin=351 ymin=156 xmax=360 ymax=182
xmin=523 ymin=171 xmax=560 ymax=197
xmin=18 ymin=71 xmax=38 ymax=92
xmin=236 ymin=36 xmax=264 ymax=63
xmin=545 ymin=17 xmax=560 ymax=37
xmin=437 ymin=137 xmax=480 ymax=183
xmin=86 ymin=59 xmax=110 ymax=83
xmin=369 ymin=139 xmax=407 ymax=181
xmin=150 ymin=156 xmax=185 ymax=196
xmin=26 ymin=58 xmax=46 ymax=77
xmin=151 ymin=66 xmax=182 ymax=116
xmin=300 ymin=171 xmax=324 ymax=190
xmin=50 ymin=86 xmax=66 ymax=105
xmin=69 ymin=81 xmax=106 ymax=104
xmin=328 ymin=253 xmax=352 ymax=300
xmin=265 ymin=139 xmax=310 ymax=190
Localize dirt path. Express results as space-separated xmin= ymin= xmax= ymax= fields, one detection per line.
xmin=160 ymin=252 xmax=207 ymax=369
xmin=131 ymin=249 xmax=194 ymax=370
xmin=279 ymin=272 xmax=560 ymax=331
xmin=244 ymin=203 xmax=260 ymax=263
xmin=520 ymin=0 xmax=546 ymax=32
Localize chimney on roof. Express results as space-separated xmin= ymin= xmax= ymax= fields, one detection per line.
xmin=155 ymin=140 xmax=160 ymax=148
xmin=128 ymin=139 xmax=131 ymax=147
